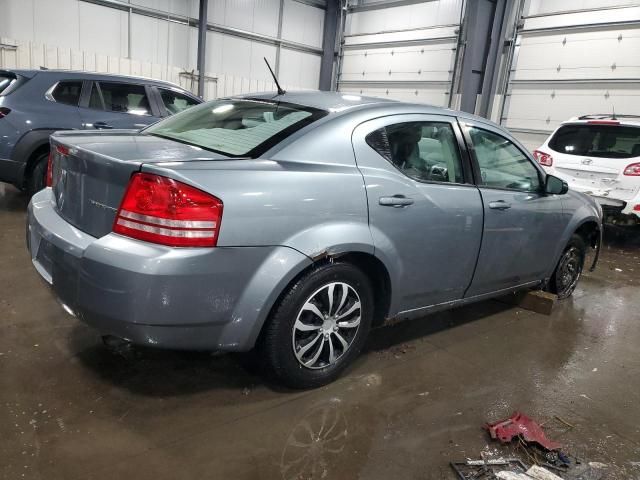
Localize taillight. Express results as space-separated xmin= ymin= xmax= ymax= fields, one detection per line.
xmin=623 ymin=163 xmax=640 ymax=176
xmin=113 ymin=173 xmax=223 ymax=247
xmin=45 ymin=153 xmax=53 ymax=187
xmin=533 ymin=149 xmax=553 ymax=167
xmin=0 ymin=107 xmax=11 ymax=118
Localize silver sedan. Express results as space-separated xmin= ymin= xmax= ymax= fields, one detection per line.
xmin=27 ymin=92 xmax=602 ymax=388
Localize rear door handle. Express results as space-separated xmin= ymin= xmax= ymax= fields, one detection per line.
xmin=379 ymin=195 xmax=414 ymax=207
xmin=489 ymin=200 xmax=512 ymax=210
xmin=93 ymin=121 xmax=113 ymax=129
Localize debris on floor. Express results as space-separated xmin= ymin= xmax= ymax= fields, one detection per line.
xmin=486 ymin=412 xmax=562 ymax=451
xmin=497 ymin=464 xmax=563 ymax=480
xmin=451 ymin=458 xmax=527 ymax=479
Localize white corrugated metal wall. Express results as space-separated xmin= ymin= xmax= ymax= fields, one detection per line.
xmin=338 ymin=0 xmax=464 ymax=107
xmin=0 ymin=0 xmax=325 ymax=98
xmin=498 ymin=0 xmax=640 ymax=151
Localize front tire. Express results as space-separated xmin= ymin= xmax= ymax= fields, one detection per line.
xmin=261 ymin=262 xmax=374 ymax=389
xmin=548 ymin=234 xmax=586 ymax=299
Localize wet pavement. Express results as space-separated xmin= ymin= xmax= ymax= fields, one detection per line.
xmin=1 ymin=182 xmax=640 ymax=479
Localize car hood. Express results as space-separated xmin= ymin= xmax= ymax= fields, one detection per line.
xmin=51 ymin=129 xmax=230 ymax=163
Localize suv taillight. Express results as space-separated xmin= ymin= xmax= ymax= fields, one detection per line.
xmin=45 ymin=153 xmax=53 ymax=187
xmin=0 ymin=107 xmax=11 ymax=118
xmin=623 ymin=162 xmax=640 ymax=176
xmin=533 ymin=149 xmax=553 ymax=167
xmin=113 ymin=173 xmax=223 ymax=247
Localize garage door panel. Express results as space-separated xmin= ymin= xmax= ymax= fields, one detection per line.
xmin=341 ymin=44 xmax=455 ymax=83
xmin=339 ymin=85 xmax=449 ymax=106
xmin=504 ymin=83 xmax=640 ymax=132
xmin=513 ymin=27 xmax=640 ymax=81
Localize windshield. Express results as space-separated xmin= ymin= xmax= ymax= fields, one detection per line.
xmin=549 ymin=124 xmax=640 ymax=159
xmin=145 ymin=98 xmax=327 ymax=157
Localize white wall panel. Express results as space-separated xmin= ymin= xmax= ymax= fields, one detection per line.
xmin=208 ymin=0 xmax=280 ymax=37
xmin=279 ymin=48 xmax=321 ymax=89
xmin=281 ymin=0 xmax=325 ymax=48
xmin=340 ymin=85 xmax=449 ymax=106
xmin=78 ymin=2 xmax=128 ymax=58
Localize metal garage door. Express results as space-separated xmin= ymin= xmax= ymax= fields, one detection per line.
xmin=337 ymin=0 xmax=464 ymax=107
xmin=500 ymin=2 xmax=640 ymax=151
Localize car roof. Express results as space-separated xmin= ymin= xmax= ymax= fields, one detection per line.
xmin=563 ymin=114 xmax=640 ymax=128
xmin=4 ymin=68 xmax=190 ymax=92
xmin=236 ymin=90 xmax=488 ymax=122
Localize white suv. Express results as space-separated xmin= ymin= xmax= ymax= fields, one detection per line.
xmin=534 ymin=115 xmax=640 ymax=226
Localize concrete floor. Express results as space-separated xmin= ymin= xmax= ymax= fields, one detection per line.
xmin=2 ymin=183 xmax=640 ymax=480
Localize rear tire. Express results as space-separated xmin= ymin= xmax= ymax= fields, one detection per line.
xmin=26 ymin=152 xmax=49 ymax=196
xmin=548 ymin=234 xmax=586 ymax=299
xmin=261 ymin=262 xmax=374 ymax=389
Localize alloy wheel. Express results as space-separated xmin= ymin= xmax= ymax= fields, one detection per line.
xmin=292 ymin=282 xmax=361 ymax=370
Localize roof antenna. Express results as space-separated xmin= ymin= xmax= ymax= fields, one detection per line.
xmin=264 ymin=57 xmax=285 ymax=96
xmin=612 ymin=105 xmax=617 ymax=120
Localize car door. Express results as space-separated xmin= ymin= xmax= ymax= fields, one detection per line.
xmin=461 ymin=119 xmax=566 ymax=297
xmin=352 ymin=114 xmax=483 ymax=312
xmin=78 ymin=81 xmax=160 ymax=130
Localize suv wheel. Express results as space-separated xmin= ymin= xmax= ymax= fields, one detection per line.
xmin=548 ymin=234 xmax=586 ymax=299
xmin=27 ymin=152 xmax=49 ymax=196
xmin=261 ymin=263 xmax=373 ymax=389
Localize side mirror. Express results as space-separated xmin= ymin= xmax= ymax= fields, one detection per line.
xmin=545 ymin=174 xmax=568 ymax=195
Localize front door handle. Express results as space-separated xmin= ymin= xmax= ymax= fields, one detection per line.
xmin=379 ymin=195 xmax=414 ymax=207
xmin=93 ymin=121 xmax=113 ymax=129
xmin=489 ymin=200 xmax=512 ymax=210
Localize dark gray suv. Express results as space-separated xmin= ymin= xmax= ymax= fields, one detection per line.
xmin=0 ymin=69 xmax=201 ymax=194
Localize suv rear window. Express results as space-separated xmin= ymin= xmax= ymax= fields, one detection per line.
xmin=0 ymin=73 xmax=26 ymax=96
xmin=47 ymin=81 xmax=82 ymax=106
xmin=549 ymin=124 xmax=640 ymax=159
xmin=145 ymin=99 xmax=327 ymax=157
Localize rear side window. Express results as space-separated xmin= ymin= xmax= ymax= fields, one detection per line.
xmin=47 ymin=81 xmax=82 ymax=106
xmin=145 ymin=99 xmax=327 ymax=157
xmin=366 ymin=122 xmax=464 ymax=183
xmin=90 ymin=82 xmax=151 ymax=116
xmin=549 ymin=124 xmax=640 ymax=159
xmin=0 ymin=73 xmax=26 ymax=96
xmin=159 ymin=88 xmax=199 ymax=115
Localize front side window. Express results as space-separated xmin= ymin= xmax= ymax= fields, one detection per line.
xmin=549 ymin=124 xmax=640 ymax=159
xmin=159 ymin=88 xmax=199 ymax=115
xmin=94 ymin=82 xmax=151 ymax=115
xmin=469 ymin=127 xmax=541 ymax=192
xmin=145 ymin=99 xmax=327 ymax=157
xmin=48 ymin=81 xmax=82 ymax=106
xmin=366 ymin=121 xmax=464 ymax=184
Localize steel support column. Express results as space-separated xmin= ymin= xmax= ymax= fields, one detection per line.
xmin=196 ymin=0 xmax=208 ymax=98
xmin=319 ymin=0 xmax=340 ymax=90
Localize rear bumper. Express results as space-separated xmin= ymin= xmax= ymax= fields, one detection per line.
xmin=27 ymin=189 xmax=312 ymax=351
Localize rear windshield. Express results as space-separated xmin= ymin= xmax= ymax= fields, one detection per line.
xmin=145 ymin=99 xmax=327 ymax=157
xmin=549 ymin=124 xmax=640 ymax=159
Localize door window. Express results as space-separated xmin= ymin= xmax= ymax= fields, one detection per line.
xmin=469 ymin=127 xmax=541 ymax=192
xmin=158 ymin=88 xmax=199 ymax=115
xmin=47 ymin=81 xmax=82 ymax=106
xmin=91 ymin=82 xmax=151 ymax=116
xmin=366 ymin=122 xmax=464 ymax=183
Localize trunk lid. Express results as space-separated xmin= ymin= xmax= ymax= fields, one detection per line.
xmin=50 ymin=130 xmax=228 ymax=238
